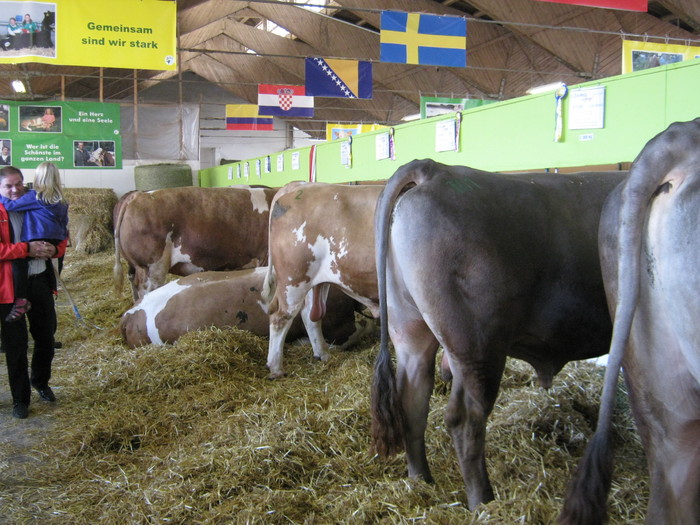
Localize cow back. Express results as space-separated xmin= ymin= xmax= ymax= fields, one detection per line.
xmin=269 ymin=182 xmax=384 ymax=306
xmin=382 ymin=160 xmax=626 ymax=381
xmin=117 ymin=186 xmax=276 ymax=275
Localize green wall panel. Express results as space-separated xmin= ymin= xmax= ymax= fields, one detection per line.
xmin=199 ymin=59 xmax=700 ymax=187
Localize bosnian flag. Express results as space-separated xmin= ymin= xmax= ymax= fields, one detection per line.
xmin=305 ymin=57 xmax=373 ymax=99
xmin=258 ymin=84 xmax=314 ymax=118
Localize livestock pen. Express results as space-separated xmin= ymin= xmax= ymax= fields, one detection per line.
xmin=0 ymin=250 xmax=648 ymax=523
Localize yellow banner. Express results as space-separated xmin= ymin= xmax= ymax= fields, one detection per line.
xmin=0 ymin=0 xmax=176 ymax=70
xmin=326 ymin=123 xmax=386 ymax=142
xmin=622 ymin=40 xmax=700 ymax=74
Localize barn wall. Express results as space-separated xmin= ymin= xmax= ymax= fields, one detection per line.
xmin=140 ymin=71 xmax=316 ymax=170
xmin=199 ymin=58 xmax=700 ymax=187
xmin=49 ymin=72 xmax=316 ymax=198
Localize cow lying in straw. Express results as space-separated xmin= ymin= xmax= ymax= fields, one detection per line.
xmin=120 ymin=267 xmax=367 ymax=351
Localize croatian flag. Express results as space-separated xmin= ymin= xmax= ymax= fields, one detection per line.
xmin=258 ymin=84 xmax=314 ymax=118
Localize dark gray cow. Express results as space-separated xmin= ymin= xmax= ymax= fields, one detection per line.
xmin=560 ymin=119 xmax=700 ymax=525
xmin=372 ymin=159 xmax=626 ymax=510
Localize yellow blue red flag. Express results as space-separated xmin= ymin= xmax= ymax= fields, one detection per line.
xmin=380 ymin=11 xmax=467 ymax=67
xmin=225 ymin=105 xmax=273 ymax=131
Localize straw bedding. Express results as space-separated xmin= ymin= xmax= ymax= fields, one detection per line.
xmin=63 ymin=188 xmax=117 ymax=254
xmin=0 ymin=250 xmax=648 ymax=524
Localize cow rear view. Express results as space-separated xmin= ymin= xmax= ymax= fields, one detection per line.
xmin=262 ymin=182 xmax=383 ymax=379
xmin=560 ymin=119 xmax=700 ymax=525
xmin=372 ymin=159 xmax=624 ymax=510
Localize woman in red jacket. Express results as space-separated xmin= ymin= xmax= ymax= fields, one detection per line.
xmin=0 ymin=166 xmax=66 ymax=419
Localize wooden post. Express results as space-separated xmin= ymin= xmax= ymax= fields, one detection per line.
xmin=133 ymin=69 xmax=138 ymax=157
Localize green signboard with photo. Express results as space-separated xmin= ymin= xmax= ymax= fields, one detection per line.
xmin=0 ymin=100 xmax=121 ymax=169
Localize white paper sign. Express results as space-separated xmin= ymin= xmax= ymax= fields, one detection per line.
xmin=568 ymin=86 xmax=605 ymax=130
xmin=340 ymin=140 xmax=351 ymax=167
xmin=375 ymin=132 xmax=390 ymax=160
xmin=435 ymin=119 xmax=456 ymax=152
xmin=291 ymin=151 xmax=300 ymax=170
xmin=276 ymin=154 xmax=284 ymax=172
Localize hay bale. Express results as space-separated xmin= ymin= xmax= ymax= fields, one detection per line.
xmin=134 ymin=163 xmax=192 ymax=191
xmin=64 ymin=188 xmax=117 ymax=254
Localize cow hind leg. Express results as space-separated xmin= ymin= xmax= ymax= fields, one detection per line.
xmin=127 ymin=265 xmax=139 ymax=300
xmin=442 ymin=341 xmax=506 ymax=510
xmin=300 ymin=286 xmax=331 ymax=362
xmin=132 ymin=267 xmax=149 ymax=301
xmin=392 ymin=319 xmax=440 ymax=482
xmin=645 ymin=423 xmax=700 ymax=525
xmin=267 ymin=292 xmax=307 ymax=379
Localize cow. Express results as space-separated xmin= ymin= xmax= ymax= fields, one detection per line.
xmin=262 ymin=181 xmax=383 ymax=378
xmin=559 ymin=119 xmax=700 ymax=525
xmin=120 ymin=267 xmax=363 ymax=350
xmin=113 ymin=186 xmax=277 ymax=301
xmin=371 ymin=159 xmax=627 ymax=510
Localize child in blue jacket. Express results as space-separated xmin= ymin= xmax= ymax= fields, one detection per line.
xmin=0 ymin=162 xmax=68 ymax=322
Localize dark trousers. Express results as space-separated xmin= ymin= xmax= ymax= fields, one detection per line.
xmin=1 ymin=269 xmax=56 ymax=405
xmin=12 ymin=239 xmax=61 ymax=299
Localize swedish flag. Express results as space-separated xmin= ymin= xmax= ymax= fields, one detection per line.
xmin=380 ymin=11 xmax=467 ymax=68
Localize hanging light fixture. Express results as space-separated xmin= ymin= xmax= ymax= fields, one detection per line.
xmin=11 ymin=80 xmax=26 ymax=93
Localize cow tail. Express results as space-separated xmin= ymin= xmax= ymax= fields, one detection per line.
xmin=371 ymin=160 xmax=438 ymax=457
xmin=559 ymin=120 xmax=700 ymax=525
xmin=261 ymin=264 xmax=278 ymax=313
xmin=112 ymin=192 xmax=136 ymax=295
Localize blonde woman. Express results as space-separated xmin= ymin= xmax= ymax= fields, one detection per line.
xmin=0 ymin=162 xmax=68 ymax=321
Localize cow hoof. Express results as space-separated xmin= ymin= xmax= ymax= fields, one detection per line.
xmin=268 ymin=371 xmax=285 ymax=380
xmin=314 ymin=353 xmax=331 ymax=363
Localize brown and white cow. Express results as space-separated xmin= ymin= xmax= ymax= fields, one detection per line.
xmin=559 ymin=119 xmax=700 ymax=525
xmin=113 ymin=186 xmax=277 ymax=300
xmin=372 ymin=159 xmax=626 ymax=510
xmin=120 ymin=267 xmax=363 ymax=349
xmin=262 ymin=181 xmax=383 ymax=378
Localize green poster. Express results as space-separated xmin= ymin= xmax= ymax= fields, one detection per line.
xmin=0 ymin=100 xmax=121 ymax=170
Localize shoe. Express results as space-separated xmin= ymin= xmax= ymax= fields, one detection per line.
xmin=35 ymin=385 xmax=56 ymax=402
xmin=5 ymin=299 xmax=31 ymax=323
xmin=12 ymin=402 xmax=28 ymax=419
